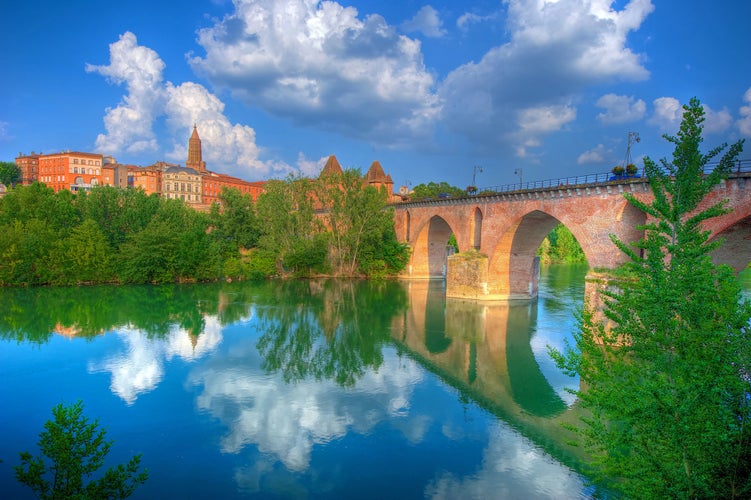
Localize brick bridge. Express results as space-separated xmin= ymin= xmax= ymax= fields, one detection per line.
xmin=392 ymin=172 xmax=751 ymax=301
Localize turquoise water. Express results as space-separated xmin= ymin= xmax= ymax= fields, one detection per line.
xmin=3 ymin=266 xmax=745 ymax=498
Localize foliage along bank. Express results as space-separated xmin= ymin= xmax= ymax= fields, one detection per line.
xmin=552 ymin=98 xmax=751 ymax=498
xmin=0 ymin=168 xmax=410 ymax=287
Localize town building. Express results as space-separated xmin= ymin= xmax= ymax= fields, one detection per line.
xmin=37 ymin=151 xmax=104 ymax=193
xmin=163 ymin=165 xmax=203 ymax=204
xmin=203 ymin=171 xmax=265 ymax=205
xmin=101 ymin=160 xmax=130 ymax=188
xmin=15 ymin=152 xmax=40 ymax=185
xmin=18 ymin=124 xmax=267 ymax=208
xmin=129 ymin=164 xmax=162 ymax=195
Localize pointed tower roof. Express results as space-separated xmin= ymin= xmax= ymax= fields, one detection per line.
xmin=366 ymin=160 xmax=388 ymax=182
xmin=320 ymin=155 xmax=343 ymax=177
xmin=186 ymin=123 xmax=206 ymax=172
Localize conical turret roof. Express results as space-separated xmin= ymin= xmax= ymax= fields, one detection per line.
xmin=320 ymin=155 xmax=343 ymax=177
xmin=366 ymin=160 xmax=387 ymax=182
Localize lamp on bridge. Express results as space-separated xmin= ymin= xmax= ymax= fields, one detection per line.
xmin=514 ymin=168 xmax=523 ymax=187
xmin=468 ymin=165 xmax=483 ymax=194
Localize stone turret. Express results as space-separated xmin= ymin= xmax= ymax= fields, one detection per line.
xmin=365 ymin=160 xmax=394 ymax=197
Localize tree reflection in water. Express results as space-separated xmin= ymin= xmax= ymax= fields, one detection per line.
xmin=254 ymin=279 xmax=407 ymax=387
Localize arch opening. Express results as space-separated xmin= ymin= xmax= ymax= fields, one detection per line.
xmin=470 ymin=207 xmax=483 ymax=250
xmin=410 ymin=215 xmax=456 ymax=279
xmin=489 ymin=211 xmax=590 ymax=300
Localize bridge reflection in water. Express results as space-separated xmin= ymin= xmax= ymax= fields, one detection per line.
xmin=392 ymin=276 xmax=587 ymax=465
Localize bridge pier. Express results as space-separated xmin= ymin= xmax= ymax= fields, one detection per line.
xmin=446 ymin=250 xmax=540 ymax=301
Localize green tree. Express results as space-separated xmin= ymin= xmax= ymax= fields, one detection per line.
xmin=77 ymin=186 xmax=160 ymax=248
xmin=0 ymin=161 xmax=21 ymax=187
xmin=256 ymin=175 xmax=321 ymax=274
xmin=15 ymin=400 xmax=148 ymax=499
xmin=552 ymin=98 xmax=751 ymax=497
xmin=46 ymin=219 xmax=114 ymax=285
xmin=209 ymin=187 xmax=261 ymax=250
xmin=411 ymin=181 xmax=465 ymax=199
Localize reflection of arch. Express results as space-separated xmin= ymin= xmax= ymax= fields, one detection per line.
xmin=505 ymin=303 xmax=568 ymax=417
xmin=410 ymin=215 xmax=455 ymax=278
xmin=470 ymin=207 xmax=483 ymax=250
xmin=425 ymin=280 xmax=451 ymax=353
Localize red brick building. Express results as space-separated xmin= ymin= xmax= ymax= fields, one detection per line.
xmin=37 ymin=151 xmax=104 ymax=193
xmin=15 ymin=152 xmax=40 ymax=185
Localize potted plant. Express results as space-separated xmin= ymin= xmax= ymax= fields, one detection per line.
xmin=612 ymin=165 xmax=625 ymax=177
xmin=466 ymin=185 xmax=477 ymax=194
xmin=625 ymin=163 xmax=638 ymax=176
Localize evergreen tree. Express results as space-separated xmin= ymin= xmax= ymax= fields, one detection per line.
xmin=552 ymin=98 xmax=751 ymax=497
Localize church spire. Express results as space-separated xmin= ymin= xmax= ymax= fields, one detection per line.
xmin=186 ymin=123 xmax=206 ymax=172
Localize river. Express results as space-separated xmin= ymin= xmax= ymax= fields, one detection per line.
xmin=0 ymin=266 xmax=748 ymax=498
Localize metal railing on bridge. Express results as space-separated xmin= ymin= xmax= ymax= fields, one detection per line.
xmin=472 ymin=158 xmax=751 ymax=196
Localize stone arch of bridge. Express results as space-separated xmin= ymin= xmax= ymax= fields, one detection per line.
xmin=409 ymin=214 xmax=462 ymax=278
xmin=482 ymin=204 xmax=646 ymax=299
xmin=486 ymin=210 xmax=562 ymax=299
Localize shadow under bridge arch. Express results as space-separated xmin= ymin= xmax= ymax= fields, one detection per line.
xmin=409 ymin=215 xmax=456 ymax=279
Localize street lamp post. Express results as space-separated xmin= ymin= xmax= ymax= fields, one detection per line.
xmin=514 ymin=168 xmax=523 ymax=188
xmin=472 ymin=165 xmax=483 ymax=186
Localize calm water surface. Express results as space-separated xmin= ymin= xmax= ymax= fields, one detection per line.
xmin=1 ymin=266 xmax=748 ymax=498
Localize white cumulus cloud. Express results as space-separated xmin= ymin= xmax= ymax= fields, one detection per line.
xmin=85 ymin=32 xmax=164 ymax=155
xmin=596 ymin=93 xmax=646 ymax=124
xmin=401 ymin=5 xmax=446 ymax=38
xmin=188 ymin=0 xmax=440 ymax=147
xmin=701 ymin=104 xmax=733 ymax=135
xmin=87 ymin=31 xmax=284 ymax=179
xmin=577 ymin=143 xmax=609 ymax=164
xmin=439 ymin=0 xmax=654 ymax=157
xmin=648 ymin=96 xmax=682 ymax=132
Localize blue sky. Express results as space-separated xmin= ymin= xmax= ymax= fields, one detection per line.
xmin=2 ymin=0 xmax=750 ymax=189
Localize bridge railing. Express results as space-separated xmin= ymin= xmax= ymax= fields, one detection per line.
xmin=474 ymin=158 xmax=751 ymax=196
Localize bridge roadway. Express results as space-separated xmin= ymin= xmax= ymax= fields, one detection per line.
xmin=392 ymin=171 xmax=751 ymax=301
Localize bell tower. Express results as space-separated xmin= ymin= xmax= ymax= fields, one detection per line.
xmin=186 ymin=123 xmax=206 ymax=172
